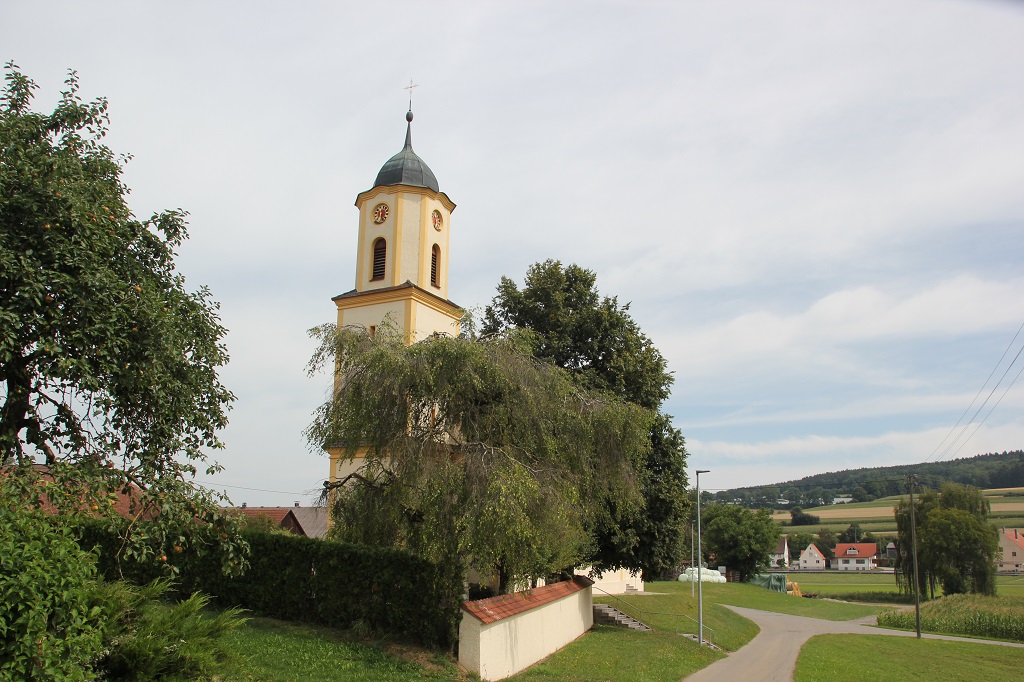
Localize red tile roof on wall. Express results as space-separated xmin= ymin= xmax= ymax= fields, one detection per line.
xmin=461 ymin=576 xmax=594 ymax=625
xmin=835 ymin=543 xmax=878 ymax=559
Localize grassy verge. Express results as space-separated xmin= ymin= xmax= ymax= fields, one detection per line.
xmin=877 ymin=593 xmax=1024 ymax=641
xmin=219 ymin=616 xmax=464 ymax=682
xmin=507 ymin=625 xmax=722 ymax=682
xmin=795 ymin=634 xmax=1021 ymax=681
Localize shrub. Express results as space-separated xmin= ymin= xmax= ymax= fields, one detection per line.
xmin=0 ymin=506 xmax=104 ymax=680
xmin=91 ymin=579 xmax=246 ymax=681
xmin=75 ymin=521 xmax=464 ymax=648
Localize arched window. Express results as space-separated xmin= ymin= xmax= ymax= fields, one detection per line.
xmin=430 ymin=244 xmax=440 ymax=288
xmin=371 ymin=238 xmax=386 ymax=281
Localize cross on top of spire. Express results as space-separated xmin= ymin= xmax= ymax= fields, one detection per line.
xmin=404 ymin=79 xmax=419 ymax=112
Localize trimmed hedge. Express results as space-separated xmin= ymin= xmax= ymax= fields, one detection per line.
xmin=76 ymin=522 xmax=462 ymax=648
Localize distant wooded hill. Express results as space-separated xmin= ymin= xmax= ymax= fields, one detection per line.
xmin=713 ymin=451 xmax=1024 ymax=508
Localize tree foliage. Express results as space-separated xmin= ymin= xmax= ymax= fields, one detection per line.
xmin=481 ymin=259 xmax=688 ymax=578
xmin=789 ymin=507 xmax=820 ymax=526
xmin=307 ymin=324 xmax=654 ymax=592
xmin=0 ymin=64 xmax=243 ymax=575
xmin=700 ymin=504 xmax=780 ymax=581
xmin=894 ymin=482 xmax=998 ymax=597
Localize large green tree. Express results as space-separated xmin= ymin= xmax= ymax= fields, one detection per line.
xmin=307 ymin=324 xmax=653 ymax=592
xmin=894 ymin=482 xmax=998 ymax=597
xmin=699 ymin=504 xmax=780 ymax=581
xmin=481 ymin=259 xmax=689 ymax=579
xmin=0 ymin=64 xmax=243 ymax=572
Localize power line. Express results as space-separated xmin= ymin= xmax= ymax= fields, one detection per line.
xmin=946 ymin=359 xmax=1024 ymax=460
xmin=926 ymin=319 xmax=1024 ymax=463
xmin=195 ymin=480 xmax=314 ymax=497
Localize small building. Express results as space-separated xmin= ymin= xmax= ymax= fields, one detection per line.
xmin=770 ymin=537 xmax=790 ymax=568
xmin=998 ymin=528 xmax=1024 ymax=573
xmin=832 ymin=496 xmax=854 ymax=505
xmin=834 ymin=543 xmax=877 ymax=571
xmin=797 ymin=543 xmax=827 ymax=571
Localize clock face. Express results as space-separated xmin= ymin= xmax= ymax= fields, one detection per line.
xmin=372 ymin=203 xmax=389 ymax=224
xmin=431 ymin=209 xmax=443 ymax=231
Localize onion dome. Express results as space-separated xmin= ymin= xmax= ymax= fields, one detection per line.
xmin=373 ymin=109 xmax=439 ymax=192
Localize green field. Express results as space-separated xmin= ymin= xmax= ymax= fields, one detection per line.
xmin=787 ymin=572 xmax=1024 ymax=598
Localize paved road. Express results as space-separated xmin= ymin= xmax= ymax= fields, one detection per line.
xmin=683 ymin=605 xmax=1024 ymax=682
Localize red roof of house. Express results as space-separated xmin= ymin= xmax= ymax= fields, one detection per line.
xmin=461 ymin=576 xmax=594 ymax=625
xmin=835 ymin=543 xmax=877 ymax=559
xmin=1001 ymin=528 xmax=1024 ymax=552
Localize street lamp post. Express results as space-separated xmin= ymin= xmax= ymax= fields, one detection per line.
xmin=696 ymin=469 xmax=710 ymax=646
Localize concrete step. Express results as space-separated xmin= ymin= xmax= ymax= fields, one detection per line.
xmin=593 ymin=604 xmax=653 ymax=632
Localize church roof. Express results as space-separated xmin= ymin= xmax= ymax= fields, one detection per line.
xmin=372 ymin=110 xmax=440 ymax=193
xmin=332 ymin=280 xmax=461 ymax=311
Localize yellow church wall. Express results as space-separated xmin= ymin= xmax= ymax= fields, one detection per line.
xmin=337 ymin=299 xmax=407 ymax=335
xmin=355 ymin=188 xmax=398 ymax=293
xmin=411 ymin=302 xmax=460 ymax=340
xmin=398 ymin=194 xmax=423 ymax=286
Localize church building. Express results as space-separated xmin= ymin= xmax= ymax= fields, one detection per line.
xmin=326 ymin=108 xmax=462 ymax=487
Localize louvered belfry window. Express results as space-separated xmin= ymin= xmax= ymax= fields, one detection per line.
xmin=372 ymin=238 xmax=386 ymax=281
xmin=430 ymin=244 xmax=440 ymax=287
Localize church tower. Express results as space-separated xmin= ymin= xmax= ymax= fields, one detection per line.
xmin=327 ymin=108 xmax=462 ymax=490
xmin=332 ymin=109 xmax=461 ymax=342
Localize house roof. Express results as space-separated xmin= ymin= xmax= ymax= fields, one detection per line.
xmin=835 ymin=543 xmax=878 ymax=559
xmin=801 ymin=544 xmax=825 ymax=559
xmin=1000 ymin=528 xmax=1024 ymax=552
xmin=290 ymin=507 xmax=329 ymax=539
xmin=10 ymin=463 xmax=157 ymax=520
xmin=773 ymin=537 xmax=789 ymax=555
xmin=229 ymin=506 xmax=329 ymax=538
xmin=461 ymin=576 xmax=594 ymax=625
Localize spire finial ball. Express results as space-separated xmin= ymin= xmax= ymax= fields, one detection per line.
xmin=406 ymin=110 xmax=414 ymax=123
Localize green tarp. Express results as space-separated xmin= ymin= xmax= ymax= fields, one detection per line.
xmin=751 ymin=573 xmax=788 ymax=593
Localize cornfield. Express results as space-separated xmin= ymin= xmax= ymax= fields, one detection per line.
xmin=877 ymin=594 xmax=1024 ymax=641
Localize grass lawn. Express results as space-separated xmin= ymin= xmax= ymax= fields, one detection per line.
xmin=507 ymin=625 xmax=721 ymax=682
xmin=794 ymin=634 xmax=1022 ymax=681
xmin=219 ymin=616 xmax=464 ymax=681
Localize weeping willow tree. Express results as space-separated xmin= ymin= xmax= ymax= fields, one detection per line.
xmin=894 ymin=482 xmax=998 ymax=598
xmin=305 ymin=324 xmax=654 ymax=592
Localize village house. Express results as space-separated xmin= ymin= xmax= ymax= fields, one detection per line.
xmin=998 ymin=528 xmax=1024 ymax=573
xmin=797 ymin=543 xmax=827 ymax=570
xmin=833 ymin=542 xmax=877 ymax=571
xmin=769 ymin=536 xmax=790 ymax=568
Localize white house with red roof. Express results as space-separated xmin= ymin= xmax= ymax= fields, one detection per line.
xmin=998 ymin=528 xmax=1024 ymax=573
xmin=797 ymin=543 xmax=827 ymax=571
xmin=834 ymin=543 xmax=878 ymax=571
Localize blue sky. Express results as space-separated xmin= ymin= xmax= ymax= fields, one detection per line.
xmin=5 ymin=0 xmax=1023 ymax=503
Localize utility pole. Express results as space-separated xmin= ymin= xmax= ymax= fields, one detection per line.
xmin=696 ymin=469 xmax=710 ymax=646
xmin=690 ymin=522 xmax=695 ymax=598
xmin=908 ymin=473 xmax=922 ymax=639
